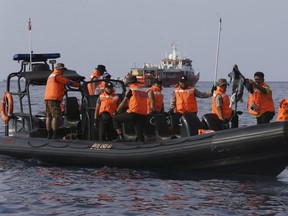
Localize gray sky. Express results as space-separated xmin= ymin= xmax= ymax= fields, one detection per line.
xmin=1 ymin=0 xmax=287 ymax=81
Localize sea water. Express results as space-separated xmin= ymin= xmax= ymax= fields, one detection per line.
xmin=0 ymin=81 xmax=288 ymax=215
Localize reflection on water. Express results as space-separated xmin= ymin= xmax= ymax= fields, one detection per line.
xmin=0 ymin=156 xmax=288 ymax=215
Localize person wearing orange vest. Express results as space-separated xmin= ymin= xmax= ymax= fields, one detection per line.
xmin=94 ymin=81 xmax=120 ymax=141
xmin=45 ymin=63 xmax=80 ymax=139
xmin=147 ymin=79 xmax=164 ymax=114
xmin=212 ymin=78 xmax=232 ymax=127
xmin=87 ymin=65 xmax=107 ymax=95
xmin=277 ymin=98 xmax=288 ymax=121
xmin=94 ymin=72 xmax=112 ymax=95
xmin=168 ymin=75 xmax=212 ymax=115
xmin=246 ymin=71 xmax=275 ymax=124
xmin=113 ymin=75 xmax=148 ymax=142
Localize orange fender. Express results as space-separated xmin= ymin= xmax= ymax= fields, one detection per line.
xmin=1 ymin=92 xmax=13 ymax=123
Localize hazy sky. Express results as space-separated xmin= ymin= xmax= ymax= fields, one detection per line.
xmin=1 ymin=0 xmax=288 ymax=81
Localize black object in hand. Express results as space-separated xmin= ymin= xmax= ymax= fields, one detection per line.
xmin=93 ymin=118 xmax=98 ymax=127
xmin=211 ymin=85 xmax=216 ymax=94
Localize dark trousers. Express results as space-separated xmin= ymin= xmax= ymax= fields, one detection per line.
xmin=113 ymin=112 xmax=146 ymax=141
xmin=98 ymin=119 xmax=116 ymax=141
xmin=256 ymin=112 xmax=275 ymax=125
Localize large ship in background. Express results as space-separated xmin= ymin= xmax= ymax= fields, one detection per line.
xmin=125 ymin=42 xmax=200 ymax=87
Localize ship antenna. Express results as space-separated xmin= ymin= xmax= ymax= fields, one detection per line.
xmin=28 ymin=18 xmax=33 ymax=70
xmin=214 ymin=17 xmax=222 ymax=85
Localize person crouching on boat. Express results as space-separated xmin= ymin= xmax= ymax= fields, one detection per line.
xmin=147 ymin=79 xmax=164 ymax=114
xmin=113 ymin=75 xmax=148 ymax=142
xmin=167 ymin=75 xmax=212 ymax=116
xmin=87 ymin=64 xmax=107 ymax=95
xmin=45 ymin=63 xmax=80 ymax=139
xmin=246 ymin=72 xmax=275 ymax=125
xmin=212 ymin=78 xmax=232 ymax=128
xmin=94 ymin=81 xmax=120 ymax=141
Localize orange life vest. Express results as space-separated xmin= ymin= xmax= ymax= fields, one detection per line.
xmin=127 ymin=83 xmax=148 ymax=115
xmin=147 ymin=85 xmax=164 ymax=113
xmin=212 ymin=87 xmax=232 ymax=120
xmin=277 ymin=98 xmax=288 ymax=121
xmin=88 ymin=70 xmax=101 ymax=95
xmin=174 ymin=86 xmax=197 ymax=114
xmin=247 ymin=94 xmax=260 ymax=116
xmin=99 ymin=91 xmax=119 ymax=116
xmin=247 ymin=82 xmax=275 ymax=116
xmin=94 ymin=81 xmax=105 ymax=95
xmin=45 ymin=70 xmax=79 ymax=101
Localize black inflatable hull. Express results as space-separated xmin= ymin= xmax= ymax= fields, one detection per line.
xmin=1 ymin=121 xmax=288 ymax=177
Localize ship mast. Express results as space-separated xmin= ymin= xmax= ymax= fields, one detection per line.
xmin=171 ymin=42 xmax=177 ymax=60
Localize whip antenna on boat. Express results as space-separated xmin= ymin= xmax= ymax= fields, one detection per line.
xmin=214 ymin=17 xmax=222 ymax=84
xmin=28 ymin=18 xmax=33 ymax=70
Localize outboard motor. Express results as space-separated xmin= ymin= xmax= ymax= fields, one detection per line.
xmin=143 ymin=114 xmax=156 ymax=141
xmin=169 ymin=112 xmax=182 ymax=137
xmin=201 ymin=113 xmax=225 ymax=131
xmin=180 ymin=113 xmax=202 ymax=137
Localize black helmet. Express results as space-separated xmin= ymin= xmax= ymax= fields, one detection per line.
xmin=153 ymin=78 xmax=163 ymax=85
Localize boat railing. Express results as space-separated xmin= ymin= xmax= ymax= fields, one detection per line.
xmin=4 ymin=53 xmax=86 ymax=137
xmin=81 ymin=79 xmax=126 ymax=140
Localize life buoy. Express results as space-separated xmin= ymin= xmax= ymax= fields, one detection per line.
xmin=1 ymin=92 xmax=13 ymax=123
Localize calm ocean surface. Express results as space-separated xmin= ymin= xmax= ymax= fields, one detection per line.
xmin=1 ymin=81 xmax=288 ymax=215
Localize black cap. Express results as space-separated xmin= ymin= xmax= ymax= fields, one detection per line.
xmin=179 ymin=75 xmax=188 ymax=83
xmin=254 ymin=71 xmax=264 ymax=78
xmin=105 ymin=81 xmax=114 ymax=88
xmin=96 ymin=64 xmax=107 ymax=72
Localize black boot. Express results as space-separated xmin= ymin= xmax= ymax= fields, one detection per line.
xmin=47 ymin=130 xmax=53 ymax=139
xmin=113 ymin=133 xmax=124 ymax=142
xmin=52 ymin=130 xmax=61 ymax=139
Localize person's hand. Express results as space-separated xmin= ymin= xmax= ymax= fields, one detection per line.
xmin=93 ymin=118 xmax=98 ymax=127
xmin=223 ymin=119 xmax=229 ymax=124
xmin=151 ymin=110 xmax=160 ymax=115
xmin=244 ymin=79 xmax=254 ymax=93
xmin=220 ymin=119 xmax=229 ymax=125
xmin=211 ymin=85 xmax=216 ymax=95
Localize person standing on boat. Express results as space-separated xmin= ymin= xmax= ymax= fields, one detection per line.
xmin=45 ymin=63 xmax=80 ymax=139
xmin=94 ymin=81 xmax=120 ymax=141
xmin=87 ymin=65 xmax=108 ymax=95
xmin=212 ymin=78 xmax=232 ymax=127
xmin=147 ymin=79 xmax=164 ymax=114
xmin=246 ymin=71 xmax=275 ymax=124
xmin=113 ymin=75 xmax=148 ymax=142
xmin=168 ymin=75 xmax=212 ymax=115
